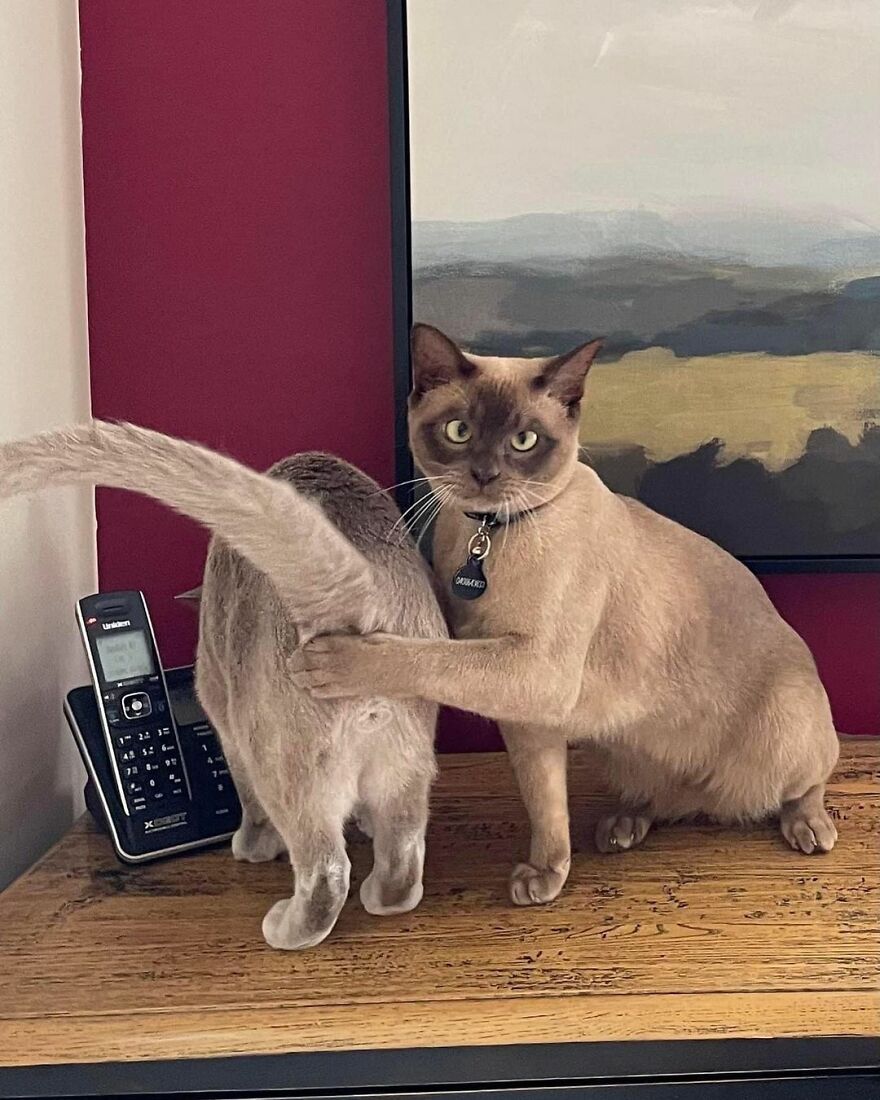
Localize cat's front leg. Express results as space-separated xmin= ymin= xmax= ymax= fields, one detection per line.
xmin=503 ymin=724 xmax=572 ymax=905
xmin=292 ymin=633 xmax=582 ymax=725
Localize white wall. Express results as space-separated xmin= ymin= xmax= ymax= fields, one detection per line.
xmin=0 ymin=1 xmax=95 ymax=888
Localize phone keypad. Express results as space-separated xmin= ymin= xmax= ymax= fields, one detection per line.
xmin=193 ymin=725 xmax=233 ymax=798
xmin=113 ymin=724 xmax=187 ymax=813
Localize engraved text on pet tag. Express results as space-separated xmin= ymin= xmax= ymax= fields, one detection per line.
xmin=452 ymin=521 xmax=492 ymax=601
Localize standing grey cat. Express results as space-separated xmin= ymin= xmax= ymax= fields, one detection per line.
xmin=0 ymin=421 xmax=445 ymax=948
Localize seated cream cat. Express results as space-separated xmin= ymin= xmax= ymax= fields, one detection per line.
xmin=295 ymin=324 xmax=839 ymax=906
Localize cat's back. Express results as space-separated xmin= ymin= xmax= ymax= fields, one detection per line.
xmin=201 ymin=451 xmax=444 ymax=654
xmin=266 ymin=451 xmax=402 ymax=556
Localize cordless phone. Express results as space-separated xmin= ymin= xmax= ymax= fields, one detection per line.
xmin=65 ymin=591 xmax=241 ymax=863
xmin=77 ymin=591 xmax=189 ymax=816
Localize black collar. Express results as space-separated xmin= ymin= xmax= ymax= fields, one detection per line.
xmin=464 ymin=502 xmax=548 ymax=528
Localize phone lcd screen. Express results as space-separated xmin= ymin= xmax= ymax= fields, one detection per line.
xmin=95 ymin=630 xmax=156 ymax=683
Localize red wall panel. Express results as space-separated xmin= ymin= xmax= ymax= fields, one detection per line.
xmin=80 ymin=0 xmax=397 ymax=668
xmin=79 ymin=2 xmax=878 ymax=739
xmin=763 ymin=573 xmax=880 ymax=737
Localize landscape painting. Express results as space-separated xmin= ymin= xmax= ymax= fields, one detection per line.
xmin=406 ymin=0 xmax=880 ymax=559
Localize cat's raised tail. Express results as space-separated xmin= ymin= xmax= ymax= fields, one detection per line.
xmin=0 ymin=420 xmax=375 ymax=625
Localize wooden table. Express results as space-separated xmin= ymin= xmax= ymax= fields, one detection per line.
xmin=1 ymin=744 xmax=878 ymax=1098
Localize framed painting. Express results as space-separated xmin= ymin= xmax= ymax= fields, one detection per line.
xmin=390 ymin=0 xmax=880 ymax=570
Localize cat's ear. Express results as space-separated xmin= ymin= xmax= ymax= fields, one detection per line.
xmin=174 ymin=585 xmax=202 ymax=609
xmin=410 ymin=324 xmax=475 ymax=398
xmin=536 ymin=338 xmax=603 ymax=413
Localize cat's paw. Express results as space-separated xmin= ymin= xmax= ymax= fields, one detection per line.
xmin=291 ymin=633 xmax=395 ymax=699
xmin=360 ymin=870 xmax=424 ymax=916
xmin=261 ymin=897 xmax=337 ymax=950
xmin=509 ymin=861 xmax=569 ymax=906
xmin=231 ymin=818 xmax=286 ymax=863
xmin=595 ymin=811 xmax=652 ymax=854
xmin=780 ymin=804 xmax=837 ymax=854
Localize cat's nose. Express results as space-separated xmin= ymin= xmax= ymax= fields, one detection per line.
xmin=470 ymin=466 xmax=500 ymax=487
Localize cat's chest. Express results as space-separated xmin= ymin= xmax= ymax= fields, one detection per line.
xmin=433 ymin=517 xmax=545 ymax=637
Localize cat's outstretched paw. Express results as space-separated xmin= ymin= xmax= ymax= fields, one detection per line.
xmin=509 ymin=861 xmax=569 ymax=906
xmin=231 ymin=817 xmax=286 ymax=863
xmin=595 ymin=811 xmax=652 ymax=854
xmin=291 ymin=633 xmax=397 ymax=699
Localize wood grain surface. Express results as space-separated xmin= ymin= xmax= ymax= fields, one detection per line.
xmin=0 ymin=743 xmax=877 ymax=1066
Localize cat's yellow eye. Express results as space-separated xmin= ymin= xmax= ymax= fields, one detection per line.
xmin=444 ymin=419 xmax=472 ymax=444
xmin=511 ymin=429 xmax=539 ymax=452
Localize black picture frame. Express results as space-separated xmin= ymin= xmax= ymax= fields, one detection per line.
xmin=387 ymin=0 xmax=415 ymax=503
xmin=387 ymin=0 xmax=880 ymax=574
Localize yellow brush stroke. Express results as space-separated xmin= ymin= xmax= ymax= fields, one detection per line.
xmin=579 ymin=348 xmax=880 ymax=472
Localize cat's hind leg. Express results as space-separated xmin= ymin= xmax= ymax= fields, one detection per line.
xmin=780 ymin=782 xmax=837 ymax=854
xmin=231 ymin=789 xmax=287 ymax=863
xmin=773 ymin=691 xmax=839 ymax=854
xmin=358 ymin=706 xmax=433 ymax=916
xmin=359 ymin=774 xmax=430 ymax=916
xmin=195 ymin=659 xmax=286 ymax=863
xmin=215 ymin=730 xmax=286 ymax=863
xmin=705 ymin=687 xmax=838 ymax=854
xmin=221 ymin=732 xmax=286 ymax=863
xmin=262 ymin=808 xmax=351 ymax=950
xmin=592 ymin=742 xmax=675 ymax=854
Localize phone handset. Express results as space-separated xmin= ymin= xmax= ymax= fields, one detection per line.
xmin=76 ymin=591 xmax=191 ymax=816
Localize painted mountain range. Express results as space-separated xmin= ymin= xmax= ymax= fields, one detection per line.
xmin=411 ymin=207 xmax=880 ymax=559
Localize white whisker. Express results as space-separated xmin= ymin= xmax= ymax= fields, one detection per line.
xmin=387 ymin=482 xmax=446 ymax=540
xmin=413 ymin=485 xmax=454 ymax=550
xmin=400 ymin=482 xmax=455 ymax=545
xmin=395 ymin=490 xmax=443 ymax=543
xmin=371 ymin=474 xmax=446 ymax=497
xmin=501 ymin=498 xmax=512 ymax=552
xmin=415 ymin=484 xmax=453 ymax=553
xmin=410 ymin=482 xmax=450 ymax=527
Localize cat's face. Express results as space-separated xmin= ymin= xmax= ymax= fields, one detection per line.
xmin=408 ymin=324 xmax=601 ymax=514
